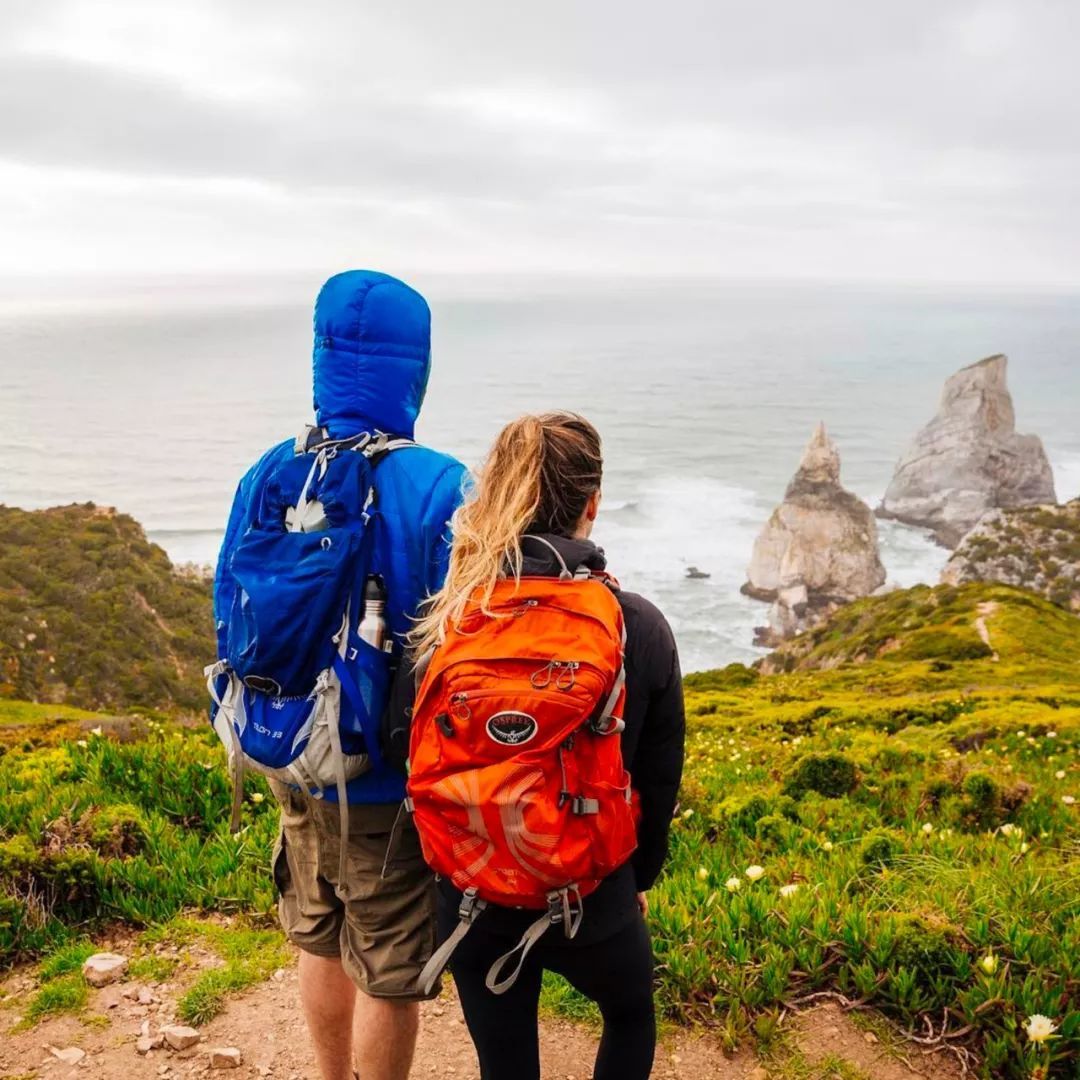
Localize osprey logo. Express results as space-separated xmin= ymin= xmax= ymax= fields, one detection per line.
xmin=486 ymin=711 xmax=538 ymax=747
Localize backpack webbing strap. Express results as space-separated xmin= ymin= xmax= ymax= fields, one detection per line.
xmin=590 ymin=621 xmax=628 ymax=736
xmin=417 ymin=888 xmax=487 ymax=996
xmin=206 ymin=661 xmax=248 ymax=833
xmin=484 ymin=886 xmax=584 ymax=995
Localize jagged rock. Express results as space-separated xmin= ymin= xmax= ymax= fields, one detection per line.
xmin=136 ymin=1033 xmax=165 ymax=1055
xmin=162 ymin=1024 xmax=201 ymax=1051
xmin=48 ymin=1046 xmax=86 ymax=1065
xmin=82 ymin=952 xmax=128 ymax=987
xmin=878 ymin=355 xmax=1056 ymax=547
xmin=943 ymin=500 xmax=1080 ymax=610
xmin=209 ymin=1047 xmax=243 ymax=1069
xmin=744 ymin=424 xmax=886 ymax=643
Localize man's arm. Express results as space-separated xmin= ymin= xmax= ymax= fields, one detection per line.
xmin=420 ymin=461 xmax=468 ymax=596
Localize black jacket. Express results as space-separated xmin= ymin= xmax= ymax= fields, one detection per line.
xmin=400 ymin=533 xmax=686 ymax=945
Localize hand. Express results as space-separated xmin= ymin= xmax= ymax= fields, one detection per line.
xmin=636 ymin=891 xmax=649 ymax=918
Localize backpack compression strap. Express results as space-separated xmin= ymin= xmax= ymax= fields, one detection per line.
xmin=416 ymin=885 xmax=585 ymax=997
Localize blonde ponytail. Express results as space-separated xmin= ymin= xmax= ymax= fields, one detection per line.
xmin=411 ymin=412 xmax=602 ymax=656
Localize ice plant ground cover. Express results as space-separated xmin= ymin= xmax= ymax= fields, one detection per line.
xmin=0 ymin=582 xmax=1077 ymax=1077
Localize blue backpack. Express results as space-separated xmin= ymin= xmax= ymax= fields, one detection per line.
xmin=206 ymin=426 xmax=412 ymax=872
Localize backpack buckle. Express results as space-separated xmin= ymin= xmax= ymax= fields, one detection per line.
xmin=458 ymin=887 xmax=486 ymax=924
xmin=571 ymin=796 xmax=599 ymax=816
xmin=589 ymin=714 xmax=625 ymax=736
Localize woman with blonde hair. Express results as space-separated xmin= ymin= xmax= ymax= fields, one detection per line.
xmin=400 ymin=412 xmax=685 ymax=1080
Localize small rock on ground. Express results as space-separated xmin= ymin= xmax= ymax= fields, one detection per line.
xmin=82 ymin=952 xmax=129 ymax=987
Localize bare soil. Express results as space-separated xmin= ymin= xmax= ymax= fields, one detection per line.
xmin=0 ymin=945 xmax=962 ymax=1080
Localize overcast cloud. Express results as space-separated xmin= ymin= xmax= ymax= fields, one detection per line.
xmin=2 ymin=0 xmax=1078 ymax=285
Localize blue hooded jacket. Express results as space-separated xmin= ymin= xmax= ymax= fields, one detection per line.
xmin=213 ymin=270 xmax=466 ymax=802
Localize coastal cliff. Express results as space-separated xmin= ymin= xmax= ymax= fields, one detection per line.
xmin=878 ymin=355 xmax=1056 ymax=547
xmin=943 ymin=499 xmax=1080 ymax=611
xmin=744 ymin=424 xmax=885 ymax=645
xmin=0 ymin=503 xmax=212 ymax=712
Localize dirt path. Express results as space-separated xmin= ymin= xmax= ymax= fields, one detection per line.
xmin=0 ymin=947 xmax=963 ymax=1080
xmin=974 ymin=601 xmax=1000 ymax=661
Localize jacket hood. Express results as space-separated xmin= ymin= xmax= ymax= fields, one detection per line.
xmin=518 ymin=534 xmax=607 ymax=578
xmin=312 ymin=270 xmax=431 ymax=439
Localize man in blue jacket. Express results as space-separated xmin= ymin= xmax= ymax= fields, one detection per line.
xmin=214 ymin=270 xmax=465 ymax=1080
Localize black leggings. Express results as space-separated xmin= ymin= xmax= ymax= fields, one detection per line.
xmin=446 ymin=912 xmax=656 ymax=1080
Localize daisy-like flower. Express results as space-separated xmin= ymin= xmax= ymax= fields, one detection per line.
xmin=90 ymin=725 xmax=103 ymax=737
xmin=1055 ymin=770 xmax=1067 ymax=780
xmin=1025 ymin=1015 xmax=1058 ymax=1043
xmin=999 ymin=823 xmax=1020 ymax=837
xmin=76 ymin=739 xmax=88 ymax=748
xmin=250 ymin=792 xmax=265 ymax=804
xmin=1020 ymin=842 xmax=1030 ymax=854
xmin=822 ymin=841 xmax=834 ymax=852
xmin=696 ymin=866 xmax=709 ymax=882
xmin=1063 ymin=795 xmax=1076 ymax=806
xmin=921 ymin=823 xmax=934 ymax=835
xmin=681 ymin=808 xmax=695 ymax=820
xmin=725 ymin=877 xmax=742 ymax=893
xmin=979 ymin=953 xmax=998 ymax=975
xmin=745 ymin=865 xmax=765 ymax=882
xmin=779 ymin=884 xmax=799 ymax=898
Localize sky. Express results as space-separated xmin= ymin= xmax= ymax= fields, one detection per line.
xmin=1 ymin=0 xmax=1079 ymax=288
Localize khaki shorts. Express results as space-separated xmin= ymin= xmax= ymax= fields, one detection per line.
xmin=269 ymin=782 xmax=439 ymax=1001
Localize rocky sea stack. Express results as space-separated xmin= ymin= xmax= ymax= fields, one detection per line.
xmin=744 ymin=423 xmax=886 ymax=646
xmin=878 ymin=355 xmax=1056 ymax=547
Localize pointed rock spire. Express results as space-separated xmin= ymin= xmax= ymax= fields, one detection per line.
xmin=744 ymin=424 xmax=886 ymax=646
xmin=878 ymin=354 xmax=1056 ymax=547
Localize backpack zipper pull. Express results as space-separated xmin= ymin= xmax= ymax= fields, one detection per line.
xmin=554 ymin=661 xmax=579 ymax=691
xmin=531 ymin=662 xmax=554 ymax=689
xmin=450 ymin=693 xmax=472 ymax=720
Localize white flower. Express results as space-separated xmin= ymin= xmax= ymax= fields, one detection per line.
xmin=681 ymin=808 xmax=694 ymax=820
xmin=1063 ymin=795 xmax=1076 ymax=806
xmin=76 ymin=739 xmax=88 ymax=748
xmin=249 ymin=792 xmax=265 ymax=805
xmin=979 ymin=953 xmax=998 ymax=975
xmin=696 ymin=866 xmax=709 ymax=882
xmin=1055 ymin=770 xmax=1066 ymax=780
xmin=1025 ymin=1014 xmax=1058 ymax=1043
xmin=999 ymin=823 xmax=1020 ymax=838
xmin=745 ymin=865 xmax=765 ymax=882
xmin=1020 ymin=842 xmax=1030 ymax=854
xmin=822 ymin=841 xmax=834 ymax=852
xmin=725 ymin=877 xmax=742 ymax=893
xmin=921 ymin=823 xmax=934 ymax=835
xmin=779 ymin=884 xmax=799 ymax=898
xmin=90 ymin=726 xmax=103 ymax=737
xmin=1048 ymin=731 xmax=1058 ymax=739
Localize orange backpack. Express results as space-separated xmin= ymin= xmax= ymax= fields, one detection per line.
xmin=408 ymin=537 xmax=638 ymax=994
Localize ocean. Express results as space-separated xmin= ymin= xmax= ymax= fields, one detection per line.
xmin=2 ymin=277 xmax=1078 ymax=672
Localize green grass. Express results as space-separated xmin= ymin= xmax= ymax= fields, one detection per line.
xmin=37 ymin=938 xmax=96 ymax=981
xmin=155 ymin=918 xmax=291 ymax=1025
xmin=0 ymin=581 xmax=1077 ymax=1076
xmin=127 ymin=953 xmax=180 ymax=983
xmin=662 ymin=585 xmax=1080 ymax=1078
xmin=23 ymin=972 xmax=88 ymax=1024
xmin=0 ymin=699 xmax=102 ymax=728
xmin=0 ymin=723 xmax=276 ymax=963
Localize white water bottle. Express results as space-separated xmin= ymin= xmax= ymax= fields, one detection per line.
xmin=358 ymin=575 xmax=390 ymax=652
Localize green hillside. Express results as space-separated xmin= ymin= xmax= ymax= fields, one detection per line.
xmin=0 ymin=504 xmax=213 ymax=712
xmin=0 ymin=543 xmax=1077 ymax=1075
